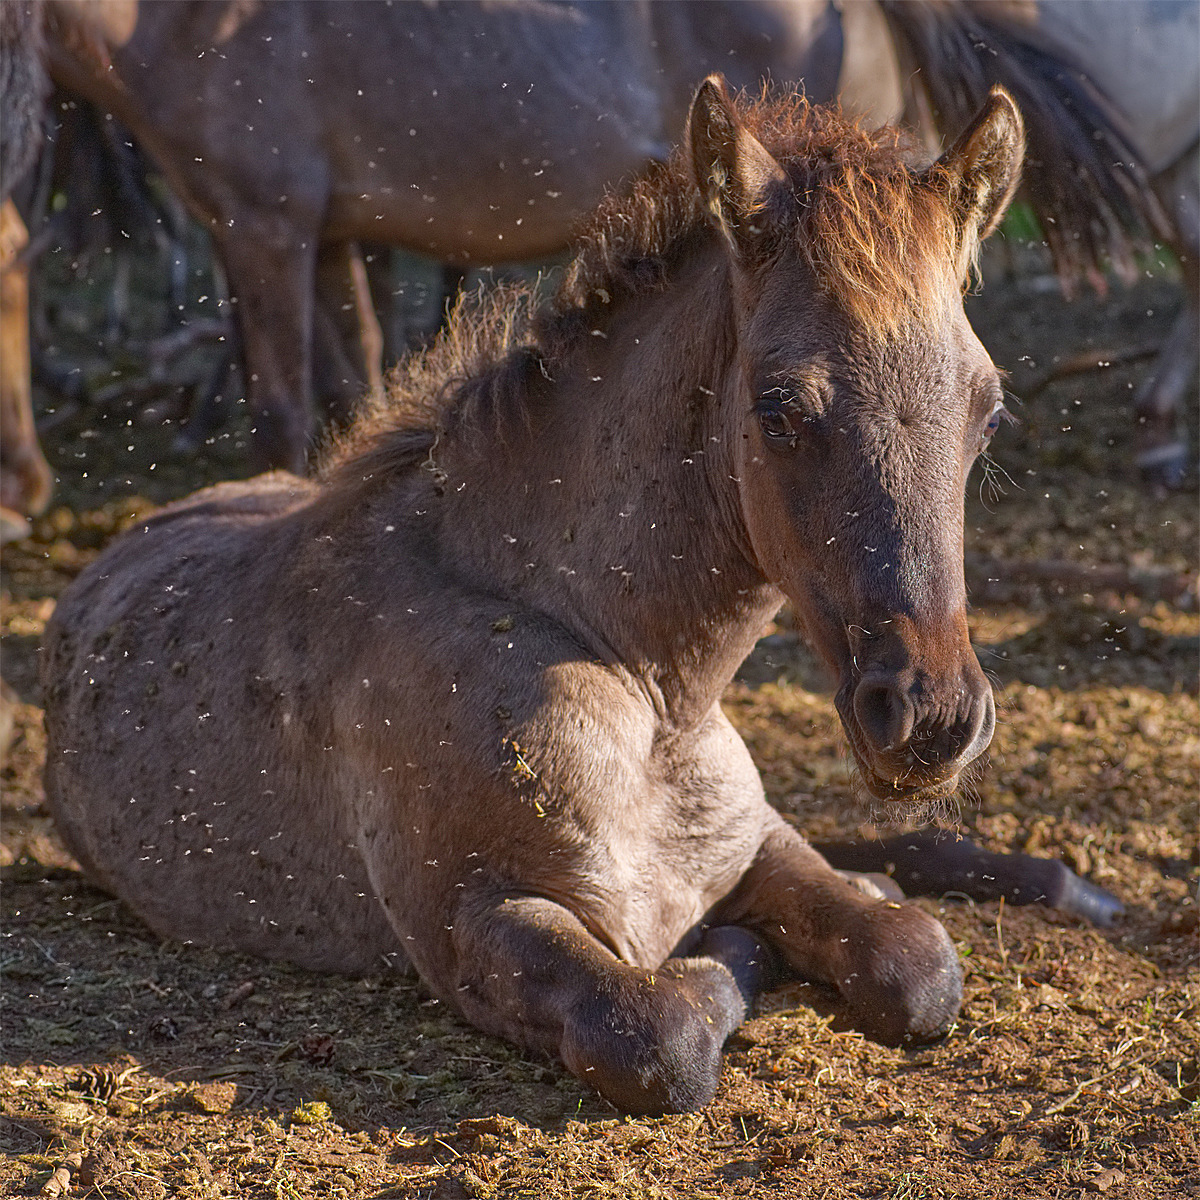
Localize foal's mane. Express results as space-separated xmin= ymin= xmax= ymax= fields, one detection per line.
xmin=323 ymin=92 xmax=961 ymax=486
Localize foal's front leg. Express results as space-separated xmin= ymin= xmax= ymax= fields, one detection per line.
xmin=711 ymin=822 xmax=963 ymax=1047
xmin=447 ymin=895 xmax=773 ymax=1115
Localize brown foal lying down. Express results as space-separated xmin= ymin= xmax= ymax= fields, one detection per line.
xmin=43 ymin=79 xmax=1119 ymax=1114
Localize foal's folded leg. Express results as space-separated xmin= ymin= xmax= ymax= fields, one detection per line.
xmin=448 ymin=895 xmax=773 ymax=1115
xmin=710 ymin=824 xmax=963 ymax=1047
xmin=813 ymin=833 xmax=1125 ymax=926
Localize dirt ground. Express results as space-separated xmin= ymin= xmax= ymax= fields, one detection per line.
xmin=1 ymin=232 xmax=1197 ymax=1198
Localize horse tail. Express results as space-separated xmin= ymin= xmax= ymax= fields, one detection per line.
xmin=878 ymin=0 xmax=1172 ymax=293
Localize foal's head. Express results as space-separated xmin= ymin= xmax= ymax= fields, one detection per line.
xmin=687 ymin=78 xmax=1023 ymax=804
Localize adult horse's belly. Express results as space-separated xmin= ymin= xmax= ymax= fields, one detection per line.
xmin=321 ymin=111 xmax=666 ymax=263
xmin=315 ymin=5 xmax=670 ymax=261
xmin=1035 ymin=0 xmax=1200 ymax=172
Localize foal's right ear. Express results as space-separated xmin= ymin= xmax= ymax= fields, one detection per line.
xmin=686 ymin=75 xmax=790 ymax=253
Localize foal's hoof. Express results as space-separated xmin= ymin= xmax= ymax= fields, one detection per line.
xmin=839 ymin=907 xmax=962 ymax=1047
xmin=561 ymin=958 xmax=750 ymax=1115
xmin=695 ymin=925 xmax=780 ymax=1004
xmin=1037 ymin=859 xmax=1125 ymax=926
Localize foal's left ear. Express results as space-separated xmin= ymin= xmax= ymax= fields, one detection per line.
xmin=925 ymin=86 xmax=1025 ymax=246
xmin=686 ymin=74 xmax=790 ymax=253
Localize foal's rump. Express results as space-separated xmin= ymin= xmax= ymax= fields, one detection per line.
xmin=40 ymin=474 xmax=403 ymax=974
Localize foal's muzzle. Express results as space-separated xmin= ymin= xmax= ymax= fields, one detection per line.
xmin=837 ymin=641 xmax=996 ymax=802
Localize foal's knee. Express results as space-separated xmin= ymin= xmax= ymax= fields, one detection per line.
xmin=838 ymin=904 xmax=962 ymax=1047
xmin=560 ymin=959 xmax=748 ymax=1115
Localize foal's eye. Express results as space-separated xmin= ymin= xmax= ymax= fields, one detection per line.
xmin=759 ymin=409 xmax=794 ymax=440
xmin=981 ymin=399 xmax=1007 ymax=446
xmin=756 ymin=402 xmax=797 ymax=446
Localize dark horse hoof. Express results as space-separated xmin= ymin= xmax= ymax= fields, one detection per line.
xmin=1035 ymin=858 xmax=1125 ymax=926
xmin=1137 ymin=439 xmax=1190 ymax=493
xmin=815 ymin=835 xmax=1125 ymax=927
xmin=695 ymin=924 xmax=781 ymax=1004
xmin=836 ymin=905 xmax=963 ymax=1047
xmin=561 ymin=950 xmax=756 ymax=1116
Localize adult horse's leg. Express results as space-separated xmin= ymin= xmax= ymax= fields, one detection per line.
xmin=813 ymin=833 xmax=1124 ymax=925
xmin=179 ymin=339 xmax=240 ymax=453
xmin=178 ymin=256 xmax=240 ymax=451
xmin=1134 ymin=146 xmax=1199 ymax=490
xmin=0 ymin=200 xmax=52 ymax=536
xmin=448 ymin=895 xmax=773 ymax=1115
xmin=363 ymin=249 xmax=452 ymax=354
xmin=312 ymin=240 xmax=383 ymax=429
xmin=1133 ymin=307 xmax=1198 ymax=489
xmin=212 ymin=219 xmax=317 ymax=474
xmin=711 ymin=823 xmax=964 ymax=1047
xmin=441 ymin=264 xmax=467 ymax=315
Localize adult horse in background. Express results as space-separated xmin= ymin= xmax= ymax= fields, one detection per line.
xmin=42 ymin=0 xmax=843 ymax=471
xmin=43 ymin=79 xmax=1119 ymax=1115
xmin=880 ymin=0 xmax=1198 ymax=487
xmin=43 ymin=0 xmax=1165 ymax=475
xmin=1 ymin=0 xmax=145 ymax=539
xmin=0 ymin=0 xmax=54 ymax=544
xmin=0 ymin=0 xmax=57 ymax=760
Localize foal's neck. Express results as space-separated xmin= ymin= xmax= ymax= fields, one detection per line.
xmin=429 ymin=243 xmax=781 ymax=727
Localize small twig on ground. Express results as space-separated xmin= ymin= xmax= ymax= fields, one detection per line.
xmin=39 ymin=1151 xmax=81 ymax=1197
xmin=221 ymin=980 xmax=255 ymax=1009
xmin=28 ymin=937 xmax=64 ymax=967
xmin=1044 ymin=1059 xmax=1146 ymax=1117
xmin=1021 ymin=343 xmax=1162 ymax=399
xmin=966 ymin=555 xmax=1196 ymax=605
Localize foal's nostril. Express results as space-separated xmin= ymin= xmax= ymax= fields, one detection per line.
xmin=964 ymin=687 xmax=997 ymax=762
xmin=853 ymin=679 xmax=915 ymax=753
xmin=926 ymin=690 xmax=996 ymax=768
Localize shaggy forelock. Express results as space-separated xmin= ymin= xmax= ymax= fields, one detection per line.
xmin=560 ymin=91 xmax=965 ymax=336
